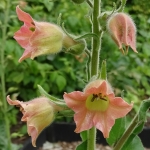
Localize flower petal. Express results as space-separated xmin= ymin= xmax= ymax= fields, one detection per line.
xmin=84 ymin=80 xmax=111 ymax=95
xmin=63 ymin=91 xmax=88 ymax=112
xmin=74 ymin=109 xmax=94 ymax=133
xmin=7 ymin=95 xmax=22 ymax=105
xmin=93 ymin=111 xmax=115 ymax=138
xmin=19 ymin=48 xmax=32 ymax=62
xmin=16 ymin=5 xmax=34 ymax=25
xmin=27 ymin=110 xmax=54 ymax=147
xmin=14 ymin=25 xmax=33 ymax=48
xmin=108 ymin=97 xmax=133 ymax=118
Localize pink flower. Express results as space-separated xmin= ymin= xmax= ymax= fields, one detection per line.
xmin=107 ymin=12 xmax=137 ymax=54
xmin=14 ymin=6 xmax=64 ymax=62
xmin=63 ymin=80 xmax=133 ymax=138
xmin=7 ymin=96 xmax=61 ymax=147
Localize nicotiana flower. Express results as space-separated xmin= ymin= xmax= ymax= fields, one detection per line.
xmin=107 ymin=12 xmax=137 ymax=54
xmin=7 ymin=96 xmax=61 ymax=147
xmin=63 ymin=79 xmax=133 ymax=138
xmin=14 ymin=6 xmax=64 ymax=62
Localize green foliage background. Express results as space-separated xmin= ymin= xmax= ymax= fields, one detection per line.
xmin=0 ymin=0 xmax=150 ymax=147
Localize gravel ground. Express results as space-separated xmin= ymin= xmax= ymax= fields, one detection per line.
xmin=40 ymin=141 xmax=112 ymax=150
xmin=40 ymin=141 xmax=150 ymax=150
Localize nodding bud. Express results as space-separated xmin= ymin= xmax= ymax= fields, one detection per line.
xmin=71 ymin=0 xmax=85 ymax=4
xmin=63 ymin=34 xmax=86 ymax=55
xmin=107 ymin=12 xmax=137 ymax=54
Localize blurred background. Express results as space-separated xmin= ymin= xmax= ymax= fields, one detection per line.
xmin=0 ymin=0 xmax=150 ymax=149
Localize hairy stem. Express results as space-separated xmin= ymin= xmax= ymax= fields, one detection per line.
xmin=91 ymin=0 xmax=101 ymax=76
xmin=87 ymin=0 xmax=101 ymax=150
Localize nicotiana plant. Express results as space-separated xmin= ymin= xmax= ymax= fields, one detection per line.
xmin=6 ymin=0 xmax=150 ymax=150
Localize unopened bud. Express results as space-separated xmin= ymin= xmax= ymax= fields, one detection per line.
xmin=107 ymin=12 xmax=137 ymax=54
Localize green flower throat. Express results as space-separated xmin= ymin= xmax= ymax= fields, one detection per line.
xmin=86 ymin=94 xmax=109 ymax=111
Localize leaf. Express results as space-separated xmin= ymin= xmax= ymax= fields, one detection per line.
xmin=138 ymin=99 xmax=150 ymax=122
xmin=80 ymin=131 xmax=87 ymax=141
xmin=122 ymin=135 xmax=144 ymax=150
xmin=76 ymin=140 xmax=87 ymax=150
xmin=56 ymin=75 xmax=66 ymax=92
xmin=49 ymin=72 xmax=58 ymax=82
xmin=42 ymin=0 xmax=54 ymax=12
xmin=100 ymin=60 xmax=107 ymax=80
xmin=107 ymin=117 xmax=126 ymax=146
xmin=113 ymin=98 xmax=150 ymax=150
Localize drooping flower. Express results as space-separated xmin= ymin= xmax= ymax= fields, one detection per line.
xmin=14 ymin=6 xmax=64 ymax=62
xmin=7 ymin=96 xmax=61 ymax=147
xmin=63 ymin=80 xmax=133 ymax=138
xmin=107 ymin=12 xmax=137 ymax=54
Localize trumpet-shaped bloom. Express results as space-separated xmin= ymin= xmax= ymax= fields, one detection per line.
xmin=14 ymin=6 xmax=64 ymax=62
xmin=63 ymin=80 xmax=133 ymax=138
xmin=107 ymin=12 xmax=137 ymax=54
xmin=7 ymin=96 xmax=61 ymax=147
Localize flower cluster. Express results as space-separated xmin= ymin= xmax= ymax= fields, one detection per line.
xmin=6 ymin=4 xmax=135 ymax=148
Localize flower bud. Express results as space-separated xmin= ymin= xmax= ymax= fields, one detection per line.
xmin=107 ymin=12 xmax=137 ymax=54
xmin=71 ymin=0 xmax=85 ymax=4
xmin=14 ymin=6 xmax=64 ymax=62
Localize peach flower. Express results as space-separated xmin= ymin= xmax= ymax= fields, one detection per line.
xmin=63 ymin=80 xmax=133 ymax=138
xmin=7 ymin=96 xmax=61 ymax=147
xmin=14 ymin=6 xmax=64 ymax=62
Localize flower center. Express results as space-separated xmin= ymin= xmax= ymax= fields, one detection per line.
xmin=85 ymin=94 xmax=109 ymax=111
xmin=29 ymin=27 xmax=35 ymax=32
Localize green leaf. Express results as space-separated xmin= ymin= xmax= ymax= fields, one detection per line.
xmin=80 ymin=131 xmax=87 ymax=141
xmin=138 ymin=99 xmax=150 ymax=122
xmin=113 ymin=98 xmax=150 ymax=150
xmin=122 ymin=135 xmax=144 ymax=150
xmin=56 ymin=75 xmax=66 ymax=92
xmin=76 ymin=140 xmax=87 ymax=150
xmin=49 ymin=72 xmax=58 ymax=82
xmin=107 ymin=117 xmax=126 ymax=146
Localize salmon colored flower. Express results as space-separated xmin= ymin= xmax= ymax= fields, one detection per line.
xmin=63 ymin=80 xmax=133 ymax=138
xmin=14 ymin=6 xmax=64 ymax=62
xmin=107 ymin=12 xmax=137 ymax=54
xmin=7 ymin=96 xmax=61 ymax=147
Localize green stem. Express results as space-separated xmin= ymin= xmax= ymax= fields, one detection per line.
xmin=113 ymin=114 xmax=138 ymax=150
xmin=0 ymin=1 xmax=11 ymax=150
xmin=91 ymin=0 xmax=101 ymax=76
xmin=87 ymin=0 xmax=101 ymax=150
xmin=117 ymin=0 xmax=127 ymax=12
xmin=87 ymin=127 xmax=97 ymax=150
